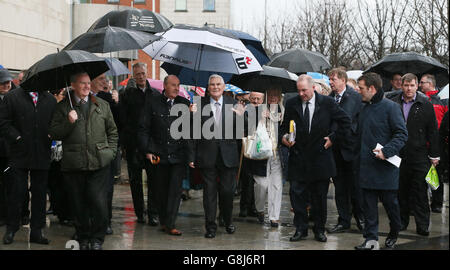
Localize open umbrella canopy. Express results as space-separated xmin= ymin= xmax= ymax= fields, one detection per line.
xmin=364 ymin=52 xmax=449 ymax=87
xmin=63 ymin=25 xmax=160 ymax=53
xmin=268 ymin=48 xmax=331 ymax=74
xmin=102 ymin=57 xmax=130 ymax=76
xmin=20 ymin=50 xmax=109 ymax=92
xmin=229 ymin=65 xmax=298 ymax=93
xmin=160 ymin=27 xmax=270 ymax=87
xmin=439 ymin=84 xmax=449 ymax=100
xmin=143 ymin=24 xmax=263 ymax=79
xmin=346 ymin=70 xmax=363 ymax=81
xmin=88 ymin=8 xmax=173 ymax=34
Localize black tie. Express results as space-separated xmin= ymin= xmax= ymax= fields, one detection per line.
xmin=167 ymin=99 xmax=173 ymax=109
xmin=304 ymin=101 xmax=310 ymax=133
xmin=335 ymin=94 xmax=341 ymax=104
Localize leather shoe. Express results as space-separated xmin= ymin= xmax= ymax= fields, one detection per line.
xmin=136 ymin=216 xmax=145 ymax=224
xmin=289 ymin=230 xmax=308 ymax=242
xmin=29 ymin=231 xmax=50 ymax=245
xmin=225 ymin=224 xmax=236 ymax=234
xmin=105 ymin=225 xmax=113 ymax=235
xmin=385 ymin=234 xmax=397 ymax=249
xmin=270 ymin=220 xmax=279 ymax=228
xmin=327 ymin=224 xmax=350 ymax=233
xmin=3 ymin=231 xmax=15 ymax=245
xmin=79 ymin=240 xmax=90 ymax=250
xmin=90 ymin=240 xmax=103 ymax=250
xmin=148 ymin=216 xmax=159 ymax=226
xmin=314 ymin=232 xmax=327 ymax=242
xmin=416 ymin=228 xmax=429 ymax=236
xmin=204 ymin=230 xmax=216 ymax=238
xmin=355 ymin=240 xmax=379 ymax=250
xmin=168 ymin=228 xmax=182 ymax=236
xmin=431 ymin=207 xmax=442 ymax=213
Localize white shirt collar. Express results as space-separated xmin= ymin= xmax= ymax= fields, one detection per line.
xmin=74 ymin=94 xmax=89 ymax=104
xmin=303 ymin=92 xmax=315 ymax=106
xmin=210 ymin=96 xmax=223 ymax=106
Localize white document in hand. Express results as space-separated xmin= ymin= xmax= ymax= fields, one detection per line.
xmin=374 ymin=143 xmax=402 ymax=168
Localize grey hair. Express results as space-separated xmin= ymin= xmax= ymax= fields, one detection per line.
xmin=132 ymin=62 xmax=148 ymax=70
xmin=208 ymin=74 xmax=225 ymax=85
xmin=70 ymin=72 xmax=89 ymax=83
xmin=298 ymin=74 xmax=313 ymax=88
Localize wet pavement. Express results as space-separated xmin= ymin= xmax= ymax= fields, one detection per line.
xmin=0 ymin=175 xmax=448 ymax=251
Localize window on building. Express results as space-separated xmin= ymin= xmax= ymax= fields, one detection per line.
xmin=107 ymin=0 xmax=119 ymax=3
xmin=175 ymin=0 xmax=187 ymax=11
xmin=203 ymin=0 xmax=215 ymax=11
xmin=134 ymin=0 xmax=145 ymax=4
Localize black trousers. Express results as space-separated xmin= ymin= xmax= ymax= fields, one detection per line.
xmin=64 ymin=166 xmax=109 ymax=243
xmin=0 ymin=158 xmax=9 ymax=222
xmin=47 ymin=161 xmax=72 ymax=221
xmin=201 ymin=154 xmax=237 ymax=232
xmin=153 ymin=163 xmax=184 ymax=230
xmin=332 ymin=151 xmax=364 ymax=227
xmin=399 ymin=162 xmax=430 ymax=231
xmin=239 ymin=159 xmax=256 ymax=213
xmin=106 ymin=160 xmax=115 ymax=223
xmin=290 ymin=179 xmax=329 ymax=234
xmin=5 ymin=167 xmax=48 ymax=232
xmin=361 ymin=188 xmax=401 ymax=241
xmin=431 ymin=163 xmax=445 ymax=208
xmin=126 ymin=148 xmax=157 ymax=219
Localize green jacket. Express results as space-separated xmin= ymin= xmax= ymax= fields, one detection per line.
xmin=49 ymin=93 xmax=118 ymax=172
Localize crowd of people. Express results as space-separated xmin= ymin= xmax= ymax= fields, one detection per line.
xmin=0 ymin=63 xmax=448 ymax=250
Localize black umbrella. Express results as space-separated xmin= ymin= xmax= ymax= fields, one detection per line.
xmin=229 ymin=65 xmax=298 ymax=93
xmin=268 ymin=48 xmax=331 ymax=74
xmin=21 ymin=50 xmax=109 ymax=96
xmin=63 ymin=25 xmax=160 ymax=53
xmin=88 ymin=9 xmax=173 ymax=34
xmin=363 ymin=52 xmax=449 ymax=87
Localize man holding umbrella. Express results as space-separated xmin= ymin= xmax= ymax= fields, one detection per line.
xmin=0 ymin=72 xmax=57 ymax=245
xmin=49 ymin=72 xmax=118 ymax=250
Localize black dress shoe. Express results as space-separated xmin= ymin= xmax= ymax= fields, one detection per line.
xmin=431 ymin=207 xmax=442 ymax=213
xmin=385 ymin=234 xmax=397 ymax=249
xmin=270 ymin=221 xmax=279 ymax=228
xmin=29 ymin=231 xmax=50 ymax=245
xmin=289 ymin=230 xmax=308 ymax=242
xmin=225 ymin=224 xmax=236 ymax=234
xmin=416 ymin=228 xmax=430 ymax=236
xmin=327 ymin=224 xmax=350 ymax=233
xmin=314 ymin=232 xmax=327 ymax=242
xmin=3 ymin=231 xmax=15 ymax=245
xmin=204 ymin=231 xmax=216 ymax=238
xmin=90 ymin=240 xmax=103 ymax=250
xmin=79 ymin=240 xmax=90 ymax=250
xmin=148 ymin=216 xmax=159 ymax=226
xmin=105 ymin=225 xmax=113 ymax=235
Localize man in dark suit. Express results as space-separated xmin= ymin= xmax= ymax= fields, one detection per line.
xmin=138 ymin=75 xmax=190 ymax=236
xmin=389 ymin=73 xmax=440 ymax=237
xmin=327 ymin=68 xmax=364 ymax=233
xmin=188 ymin=74 xmax=246 ymax=238
xmin=281 ymin=74 xmax=351 ymax=243
xmin=0 ymin=83 xmax=57 ymax=245
xmin=119 ymin=63 xmax=159 ymax=225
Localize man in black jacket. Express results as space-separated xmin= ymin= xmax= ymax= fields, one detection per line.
xmin=389 ymin=73 xmax=440 ymax=236
xmin=138 ymin=75 xmax=190 ymax=236
xmin=187 ymin=74 xmax=246 ymax=238
xmin=119 ymin=63 xmax=158 ymax=225
xmin=281 ymin=75 xmax=351 ymax=243
xmin=0 ymin=85 xmax=56 ymax=245
xmin=327 ymin=68 xmax=364 ymax=233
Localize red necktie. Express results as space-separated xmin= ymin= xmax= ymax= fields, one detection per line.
xmin=30 ymin=92 xmax=38 ymax=105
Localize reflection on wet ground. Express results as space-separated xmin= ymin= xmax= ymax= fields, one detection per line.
xmin=0 ymin=180 xmax=448 ymax=250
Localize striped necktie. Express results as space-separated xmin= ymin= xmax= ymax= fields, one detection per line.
xmin=30 ymin=92 xmax=38 ymax=106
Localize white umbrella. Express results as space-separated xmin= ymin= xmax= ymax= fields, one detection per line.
xmin=143 ymin=24 xmax=263 ymax=76
xmin=347 ymin=70 xmax=363 ymax=80
xmin=439 ymin=84 xmax=449 ymax=99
